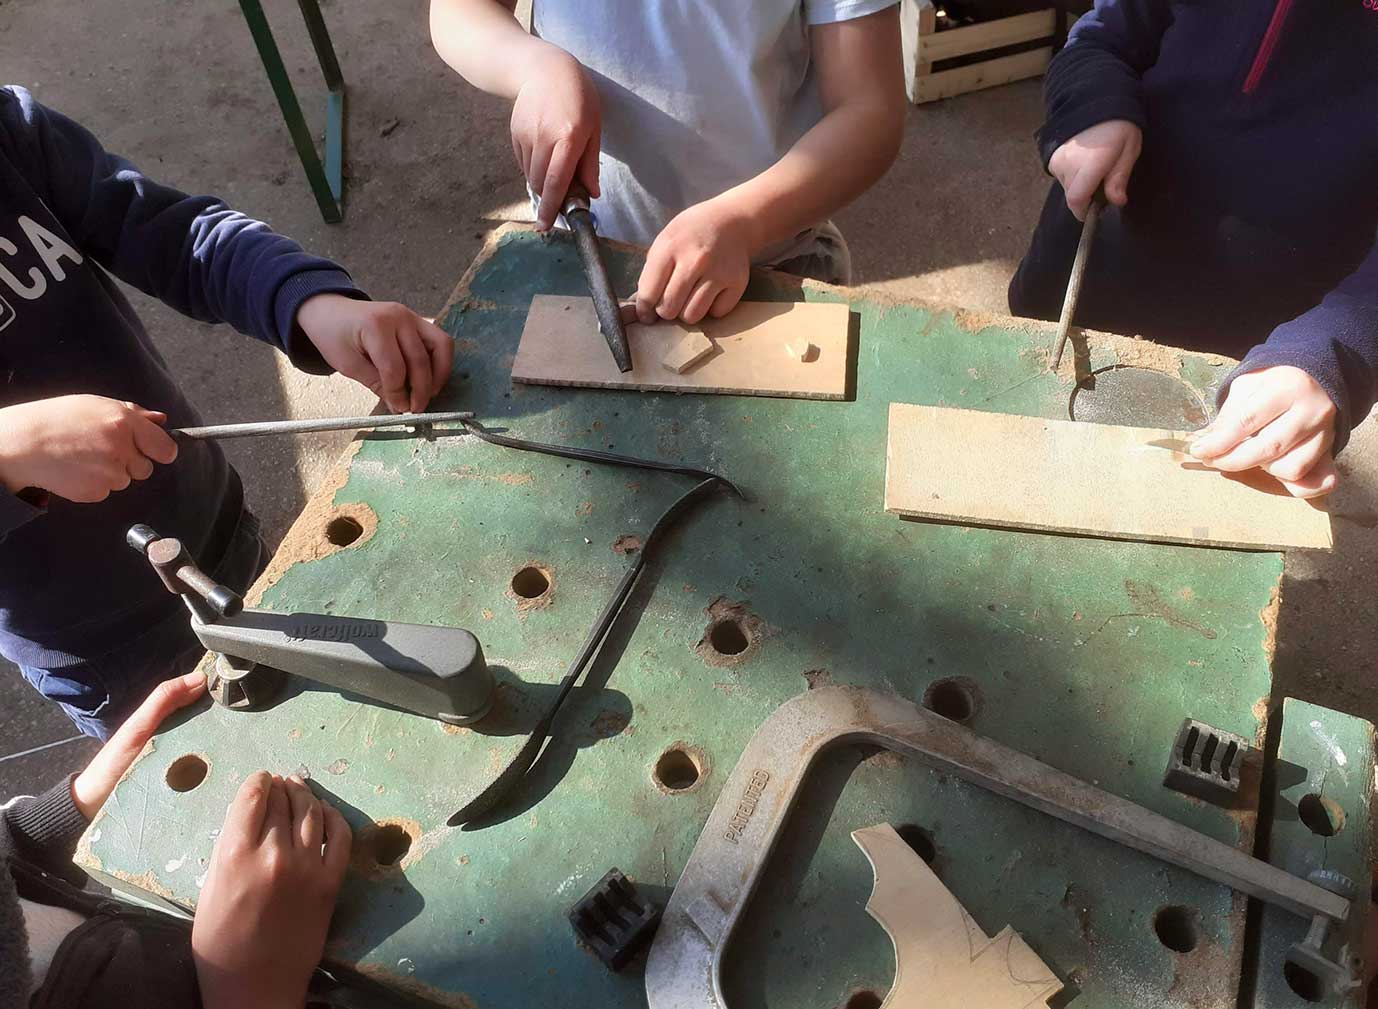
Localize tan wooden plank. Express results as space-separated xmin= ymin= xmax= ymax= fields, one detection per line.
xmin=913 ymin=47 xmax=1052 ymax=103
xmin=917 ymin=9 xmax=1057 ymax=62
xmin=512 ymin=295 xmax=851 ymax=400
xmin=853 ymin=824 xmax=1065 ymax=1008
xmin=884 ymin=403 xmax=1333 ymax=551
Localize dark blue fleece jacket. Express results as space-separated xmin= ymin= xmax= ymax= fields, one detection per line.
xmin=0 ymin=87 xmax=364 ymax=672
xmin=1008 ymin=0 xmax=1378 ymax=451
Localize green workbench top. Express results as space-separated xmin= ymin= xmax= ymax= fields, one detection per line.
xmin=82 ymin=225 xmax=1319 ymax=1008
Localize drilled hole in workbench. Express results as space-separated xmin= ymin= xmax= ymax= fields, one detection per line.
xmin=1152 ymin=905 xmax=1200 ymax=953
xmin=511 ymin=566 xmax=551 ymax=599
xmin=842 ymin=990 xmax=884 ymax=1009
xmin=325 ymin=515 xmax=364 ymax=547
xmin=894 ymin=824 xmax=937 ymax=865
xmin=922 ymin=678 xmax=978 ymax=724
xmin=1284 ymin=962 xmax=1325 ymax=1002
xmin=1297 ymin=793 xmax=1345 ymax=837
xmin=707 ymin=618 xmax=749 ymax=656
xmin=653 ymin=746 xmax=704 ymax=793
xmin=366 ymin=824 xmax=412 ymax=867
xmin=165 ymin=754 xmax=209 ymax=792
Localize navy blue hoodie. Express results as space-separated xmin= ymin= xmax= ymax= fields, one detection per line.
xmin=0 ymin=88 xmax=364 ymax=684
xmin=1008 ymin=0 xmax=1378 ymax=451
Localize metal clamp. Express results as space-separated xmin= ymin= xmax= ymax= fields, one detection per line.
xmin=644 ymin=686 xmax=1354 ymax=1008
xmin=128 ymin=525 xmax=494 ymax=726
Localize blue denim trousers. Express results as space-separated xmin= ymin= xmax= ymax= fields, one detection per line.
xmin=20 ymin=509 xmax=267 ymax=741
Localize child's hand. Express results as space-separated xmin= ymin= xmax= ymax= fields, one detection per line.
xmin=1189 ymin=366 xmax=1339 ymax=499
xmin=297 ymin=294 xmax=454 ymax=414
xmin=0 ymin=394 xmax=179 ymax=501
xmin=72 ymin=670 xmax=207 ymax=818
xmin=512 ymin=48 xmax=602 ymax=231
xmin=1048 ymin=119 xmax=1142 ymax=221
xmin=193 ymin=773 xmax=352 ymax=1009
xmin=635 ymin=199 xmax=755 ymax=325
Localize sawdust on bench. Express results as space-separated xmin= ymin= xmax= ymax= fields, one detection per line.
xmin=246 ymin=439 xmax=376 ymax=605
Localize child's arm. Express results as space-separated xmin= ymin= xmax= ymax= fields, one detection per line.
xmin=3 ymin=89 xmax=450 ymax=413
xmin=0 ymin=395 xmax=179 ymax=511
xmin=634 ymin=6 xmax=906 ymax=324
xmin=1188 ymin=230 xmax=1378 ymax=498
xmin=429 ymin=0 xmax=601 ymax=230
xmin=2 ymin=671 xmax=205 ymax=879
xmin=1036 ymin=0 xmax=1172 ymax=219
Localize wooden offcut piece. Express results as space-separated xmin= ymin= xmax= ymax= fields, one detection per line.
xmin=852 ymin=824 xmax=1063 ymax=1008
xmin=884 ymin=404 xmax=1333 ymax=551
xmin=661 ymin=331 xmax=716 ymax=374
xmin=512 ymin=295 xmax=851 ymax=400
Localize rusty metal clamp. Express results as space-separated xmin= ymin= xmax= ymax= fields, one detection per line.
xmin=644 ymin=686 xmax=1354 ymax=1008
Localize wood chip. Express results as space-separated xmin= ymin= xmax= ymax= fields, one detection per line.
xmin=661 ymin=331 xmax=716 ymax=374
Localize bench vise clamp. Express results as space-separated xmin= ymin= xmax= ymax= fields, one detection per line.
xmin=127 ymin=524 xmax=494 ymax=726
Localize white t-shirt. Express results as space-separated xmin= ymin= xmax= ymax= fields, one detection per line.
xmin=533 ymin=0 xmax=896 ymax=256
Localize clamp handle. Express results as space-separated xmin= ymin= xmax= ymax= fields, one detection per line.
xmin=127 ymin=525 xmax=243 ymax=619
xmin=127 ymin=525 xmax=495 ymax=727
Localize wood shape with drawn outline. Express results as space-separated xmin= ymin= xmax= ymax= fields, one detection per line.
xmin=852 ymin=823 xmax=1064 ymax=1009
xmin=512 ymin=295 xmax=851 ymax=399
xmin=884 ymin=404 xmax=1333 ymax=551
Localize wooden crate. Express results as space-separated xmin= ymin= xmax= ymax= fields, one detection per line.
xmin=901 ymin=0 xmax=1058 ymax=104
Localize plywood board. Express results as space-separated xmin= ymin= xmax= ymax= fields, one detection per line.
xmin=884 ymin=404 xmax=1333 ymax=551
xmin=853 ymin=824 xmax=1063 ymax=1008
xmin=512 ymin=295 xmax=850 ymax=399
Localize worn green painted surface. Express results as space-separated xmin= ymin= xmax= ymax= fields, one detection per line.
xmin=1251 ymin=700 xmax=1375 ymax=1008
xmin=85 ymin=227 xmax=1296 ymax=1008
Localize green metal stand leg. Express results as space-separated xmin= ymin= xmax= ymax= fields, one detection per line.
xmin=240 ymin=0 xmax=346 ymax=223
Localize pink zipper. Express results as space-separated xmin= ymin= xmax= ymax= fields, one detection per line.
xmin=1242 ymin=0 xmax=1294 ymax=94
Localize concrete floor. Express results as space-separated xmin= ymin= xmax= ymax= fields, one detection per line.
xmin=0 ymin=0 xmax=1374 ymax=852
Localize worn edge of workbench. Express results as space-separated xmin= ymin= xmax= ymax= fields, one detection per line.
xmin=436 ymin=222 xmax=1240 ymax=389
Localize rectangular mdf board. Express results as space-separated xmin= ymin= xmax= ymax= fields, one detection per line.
xmin=512 ymin=295 xmax=851 ymax=400
xmin=884 ymin=404 xmax=1333 ymax=551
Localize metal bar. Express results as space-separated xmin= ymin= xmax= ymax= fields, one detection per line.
xmin=567 ymin=210 xmax=632 ymax=372
xmin=324 ymin=89 xmax=345 ymax=202
xmin=645 ymin=686 xmax=1350 ymax=1009
xmin=173 ymin=411 xmax=475 ymax=441
xmin=297 ymin=0 xmax=344 ymax=89
xmin=1051 ymin=198 xmax=1101 ymax=370
xmin=298 ymin=0 xmax=345 ymax=202
xmin=561 ymin=187 xmax=632 ymax=372
xmin=239 ymin=0 xmax=343 ymax=223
